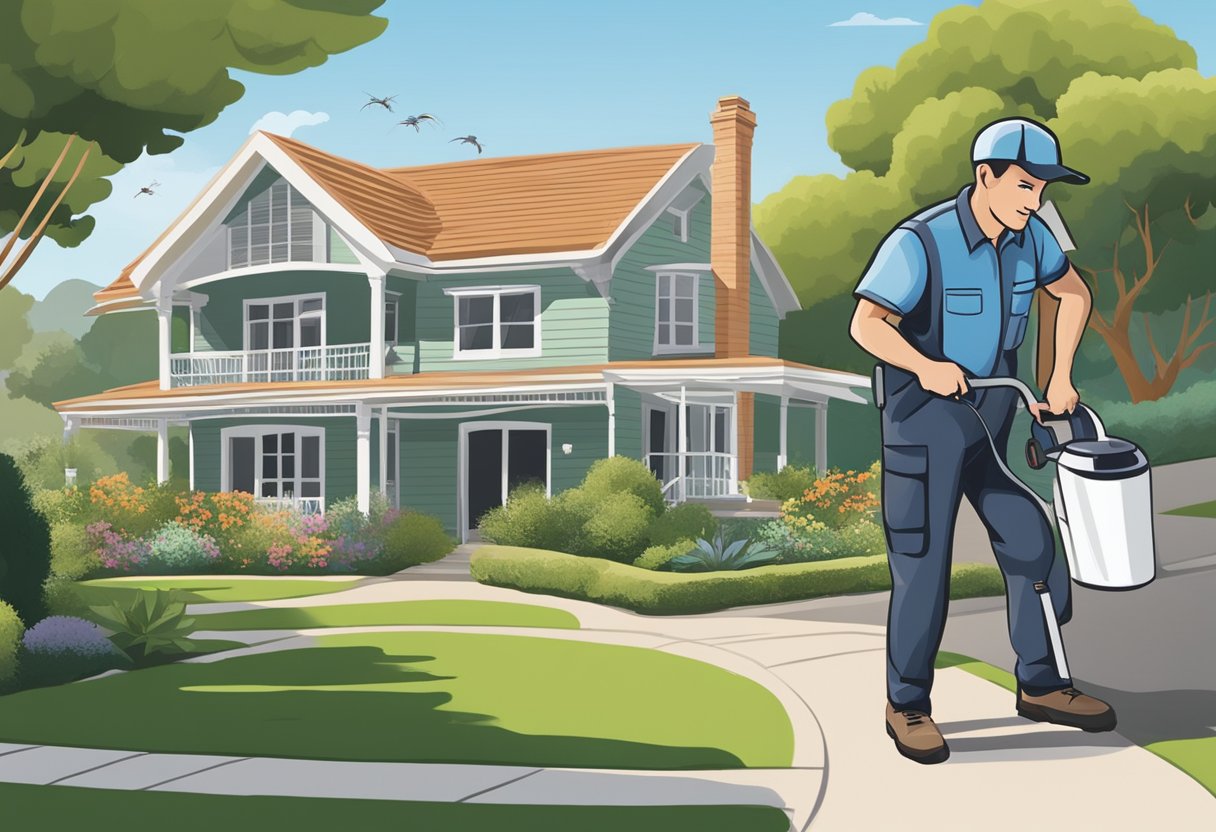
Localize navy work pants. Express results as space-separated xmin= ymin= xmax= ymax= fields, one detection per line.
xmin=877 ymin=362 xmax=1073 ymax=714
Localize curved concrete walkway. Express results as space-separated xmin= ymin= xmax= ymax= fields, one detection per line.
xmin=3 ymin=575 xmax=1212 ymax=831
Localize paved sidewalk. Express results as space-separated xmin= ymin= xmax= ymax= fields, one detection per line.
xmin=0 ymin=577 xmax=1177 ymax=829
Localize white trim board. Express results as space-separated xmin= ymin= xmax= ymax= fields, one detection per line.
xmin=456 ymin=420 xmax=552 ymax=542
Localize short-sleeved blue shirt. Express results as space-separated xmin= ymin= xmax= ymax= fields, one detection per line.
xmin=854 ymin=186 xmax=1070 ymax=377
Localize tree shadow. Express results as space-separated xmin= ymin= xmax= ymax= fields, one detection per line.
xmin=0 ymin=645 xmax=745 ymax=770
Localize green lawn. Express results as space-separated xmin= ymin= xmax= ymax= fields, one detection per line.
xmin=76 ymin=577 xmax=362 ymax=605
xmin=193 ymin=600 xmax=580 ymax=631
xmin=0 ymin=631 xmax=793 ymax=770
xmin=1164 ymin=500 xmax=1216 ymax=519
xmin=0 ymin=783 xmax=789 ymax=832
xmin=935 ymin=651 xmax=1216 ymax=797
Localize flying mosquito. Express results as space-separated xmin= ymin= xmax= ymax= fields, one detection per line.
xmin=134 ymin=181 xmax=161 ymax=198
xmin=362 ymin=93 xmax=397 ymax=112
xmin=449 ymin=135 xmax=484 ymax=154
xmin=397 ymin=113 xmax=441 ymax=132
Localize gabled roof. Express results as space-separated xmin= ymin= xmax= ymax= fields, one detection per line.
xmin=92 ymin=137 xmax=703 ymax=309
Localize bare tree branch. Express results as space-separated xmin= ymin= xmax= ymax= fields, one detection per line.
xmin=0 ymin=133 xmax=76 ymax=269
xmin=1142 ymin=311 xmax=1168 ymax=377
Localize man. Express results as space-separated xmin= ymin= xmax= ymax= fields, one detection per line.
xmin=848 ymin=117 xmax=1116 ymax=765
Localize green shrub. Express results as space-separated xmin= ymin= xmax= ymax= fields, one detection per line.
xmin=471 ymin=546 xmax=1005 ymax=615
xmin=146 ymin=522 xmax=222 ymax=572
xmin=1090 ymin=380 xmax=1216 ymax=465
xmin=43 ymin=575 xmax=89 ymax=618
xmin=479 ymin=482 xmax=584 ymax=553
xmin=50 ymin=521 xmax=102 ymax=580
xmin=88 ymin=589 xmax=196 ymax=664
xmin=577 ymin=491 xmax=654 ymax=563
xmin=32 ymin=486 xmax=88 ymax=525
xmin=377 ymin=512 xmax=456 ymax=574
xmin=949 ymin=563 xmax=1008 ymax=599
xmin=647 ymin=502 xmax=716 ymax=546
xmin=757 ymin=518 xmax=887 ymax=563
xmin=746 ymin=466 xmax=817 ymax=501
xmin=634 ymin=538 xmax=699 ymax=571
xmin=578 ymin=456 xmax=666 ymax=518
xmin=0 ymin=453 xmax=51 ymax=624
xmin=0 ymin=601 xmax=23 ymax=691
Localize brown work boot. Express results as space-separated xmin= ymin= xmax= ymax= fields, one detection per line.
xmin=885 ymin=702 xmax=950 ymax=764
xmin=1016 ymin=685 xmax=1117 ymax=732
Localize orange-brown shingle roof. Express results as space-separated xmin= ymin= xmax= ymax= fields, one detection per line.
xmin=93 ymin=137 xmax=700 ymax=308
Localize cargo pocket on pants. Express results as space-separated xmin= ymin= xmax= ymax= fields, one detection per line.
xmin=881 ymin=444 xmax=930 ymax=556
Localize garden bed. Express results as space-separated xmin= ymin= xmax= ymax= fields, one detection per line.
xmin=470 ymin=546 xmax=1006 ymax=615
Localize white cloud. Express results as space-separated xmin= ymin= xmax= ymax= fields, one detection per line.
xmin=248 ymin=110 xmax=330 ymax=137
xmin=829 ymin=12 xmax=924 ymax=27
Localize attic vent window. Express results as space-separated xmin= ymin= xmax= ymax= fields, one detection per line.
xmin=227 ymin=179 xmax=319 ymax=268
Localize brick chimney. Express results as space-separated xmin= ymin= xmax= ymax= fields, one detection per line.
xmin=709 ymin=95 xmax=757 ymax=481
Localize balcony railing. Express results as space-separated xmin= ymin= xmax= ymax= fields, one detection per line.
xmin=254 ymin=495 xmax=324 ymax=515
xmin=646 ymin=451 xmax=737 ymax=505
xmin=169 ymin=343 xmax=371 ymax=387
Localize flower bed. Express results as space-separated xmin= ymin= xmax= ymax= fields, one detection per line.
xmin=41 ymin=474 xmax=455 ymax=578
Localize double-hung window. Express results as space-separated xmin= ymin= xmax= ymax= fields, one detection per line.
xmin=654 ymin=272 xmax=699 ymax=351
xmin=385 ymin=291 xmax=400 ymax=347
xmin=444 ymin=285 xmax=541 ymax=359
xmin=227 ymin=178 xmax=321 ymax=268
xmin=244 ymin=294 xmax=325 ymax=380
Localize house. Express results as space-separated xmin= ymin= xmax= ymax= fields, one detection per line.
xmin=54 ymin=96 xmax=869 ymax=542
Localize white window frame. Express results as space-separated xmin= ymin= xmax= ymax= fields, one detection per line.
xmin=666 ymin=207 xmax=690 ymax=242
xmin=220 ymin=424 xmax=326 ymax=512
xmin=242 ymin=293 xmax=328 ymax=353
xmin=226 ymin=177 xmax=320 ymax=269
xmin=385 ymin=291 xmax=401 ymax=348
xmin=443 ymin=285 xmax=542 ymax=360
xmin=652 ymin=271 xmax=703 ymax=355
xmin=456 ymin=420 xmax=551 ymax=542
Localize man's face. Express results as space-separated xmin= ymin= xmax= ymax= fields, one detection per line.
xmin=978 ymin=163 xmax=1048 ymax=231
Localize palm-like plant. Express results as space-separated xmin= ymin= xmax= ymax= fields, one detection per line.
xmin=668 ymin=527 xmax=781 ymax=572
xmin=89 ymin=590 xmax=196 ymax=662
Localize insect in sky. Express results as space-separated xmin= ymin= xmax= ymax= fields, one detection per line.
xmin=362 ymin=93 xmax=397 ymax=112
xmin=397 ymin=113 xmax=441 ymax=131
xmin=134 ymin=181 xmax=161 ymax=198
xmin=449 ymin=135 xmax=484 ymax=154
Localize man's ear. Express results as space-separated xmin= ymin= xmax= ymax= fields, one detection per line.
xmin=977 ymin=163 xmax=992 ymax=188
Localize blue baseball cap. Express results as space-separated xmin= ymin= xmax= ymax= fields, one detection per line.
xmin=971 ymin=118 xmax=1088 ymax=185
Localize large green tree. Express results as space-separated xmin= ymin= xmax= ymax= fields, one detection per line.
xmin=0 ymin=0 xmax=387 ymax=289
xmin=760 ymin=0 xmax=1214 ymax=401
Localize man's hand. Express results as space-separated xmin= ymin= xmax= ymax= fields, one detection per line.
xmin=1029 ymin=377 xmax=1080 ymax=423
xmin=916 ymin=360 xmax=969 ymax=398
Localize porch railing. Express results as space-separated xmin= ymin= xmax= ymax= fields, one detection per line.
xmin=169 ymin=343 xmax=371 ymax=387
xmin=254 ymin=495 xmax=324 ymax=515
xmin=646 ymin=451 xmax=737 ymax=505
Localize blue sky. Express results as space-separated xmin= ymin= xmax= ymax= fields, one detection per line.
xmin=11 ymin=0 xmax=1214 ymax=299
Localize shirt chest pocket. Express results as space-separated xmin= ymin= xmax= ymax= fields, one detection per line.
xmin=944 ymin=288 xmax=983 ymax=316
xmin=1010 ymin=281 xmax=1036 ymax=316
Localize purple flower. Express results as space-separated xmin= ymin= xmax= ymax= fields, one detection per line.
xmin=22 ymin=616 xmax=118 ymax=658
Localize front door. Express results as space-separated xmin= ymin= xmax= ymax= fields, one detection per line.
xmin=463 ymin=424 xmax=548 ymax=540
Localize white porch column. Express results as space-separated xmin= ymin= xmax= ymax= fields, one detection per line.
xmin=378 ymin=406 xmax=389 ymax=497
xmin=605 ymin=382 xmax=615 ymax=457
xmin=156 ymin=418 xmax=170 ymax=484
xmin=188 ymin=423 xmax=195 ymax=491
xmin=62 ymin=415 xmax=78 ymax=487
xmin=778 ymin=394 xmax=789 ymax=471
xmin=356 ymin=404 xmax=372 ymax=513
xmin=677 ymin=384 xmax=687 ymax=502
xmin=815 ymin=402 xmax=829 ymax=477
xmin=157 ymin=295 xmax=172 ymax=390
xmin=368 ymin=269 xmax=386 ymax=379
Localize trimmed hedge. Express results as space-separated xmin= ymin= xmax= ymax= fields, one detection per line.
xmin=470 ymin=546 xmax=1005 ymax=615
xmin=0 ymin=601 xmax=23 ymax=691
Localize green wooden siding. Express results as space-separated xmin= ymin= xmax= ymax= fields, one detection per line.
xmin=386 ymin=276 xmax=419 ymax=374
xmin=190 ymin=417 xmax=358 ymax=504
xmin=612 ymin=385 xmax=643 ymax=460
xmin=194 ymin=272 xmax=371 ymax=352
xmin=749 ymin=260 xmax=780 ymax=357
xmin=329 ymin=228 xmax=359 ymax=264
xmin=414 ymin=268 xmax=608 ymax=372
xmin=397 ymin=405 xmax=610 ymax=534
xmin=608 ymin=182 xmax=713 ymax=361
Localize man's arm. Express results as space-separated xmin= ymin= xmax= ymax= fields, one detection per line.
xmin=849 ymin=298 xmax=969 ymax=398
xmin=1031 ymin=264 xmax=1091 ymax=420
